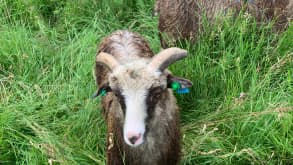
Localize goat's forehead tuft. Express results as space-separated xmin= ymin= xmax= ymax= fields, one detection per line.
xmin=109 ymin=62 xmax=167 ymax=91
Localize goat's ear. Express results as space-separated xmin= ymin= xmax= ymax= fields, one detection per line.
xmin=92 ymin=83 xmax=112 ymax=98
xmin=167 ymin=74 xmax=193 ymax=89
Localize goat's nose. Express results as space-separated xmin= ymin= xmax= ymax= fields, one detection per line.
xmin=127 ymin=132 xmax=141 ymax=145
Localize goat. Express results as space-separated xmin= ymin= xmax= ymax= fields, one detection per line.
xmin=155 ymin=0 xmax=292 ymax=48
xmin=246 ymin=0 xmax=292 ymax=31
xmin=94 ymin=30 xmax=192 ymax=165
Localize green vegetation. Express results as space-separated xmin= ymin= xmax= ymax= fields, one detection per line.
xmin=0 ymin=0 xmax=292 ymax=164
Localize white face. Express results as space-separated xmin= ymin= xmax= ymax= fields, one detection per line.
xmin=108 ymin=61 xmax=166 ymax=147
xmin=122 ymin=89 xmax=147 ymax=146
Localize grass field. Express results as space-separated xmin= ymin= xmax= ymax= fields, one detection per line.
xmin=0 ymin=0 xmax=292 ymax=164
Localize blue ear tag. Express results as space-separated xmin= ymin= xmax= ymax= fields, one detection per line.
xmin=100 ymin=89 xmax=107 ymax=97
xmin=176 ymin=88 xmax=190 ymax=94
xmin=171 ymin=82 xmax=190 ymax=94
xmin=92 ymin=88 xmax=108 ymax=99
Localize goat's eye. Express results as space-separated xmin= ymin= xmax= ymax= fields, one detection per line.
xmin=148 ymin=87 xmax=163 ymax=102
xmin=153 ymin=91 xmax=161 ymax=99
xmin=113 ymin=90 xmax=126 ymax=112
xmin=112 ymin=90 xmax=123 ymax=101
xmin=113 ymin=90 xmax=121 ymax=97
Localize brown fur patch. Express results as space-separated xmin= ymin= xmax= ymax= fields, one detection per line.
xmin=156 ymin=0 xmax=291 ymax=48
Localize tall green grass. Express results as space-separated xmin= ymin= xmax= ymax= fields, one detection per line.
xmin=0 ymin=0 xmax=292 ymax=164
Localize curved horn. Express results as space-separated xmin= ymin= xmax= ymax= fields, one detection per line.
xmin=148 ymin=47 xmax=188 ymax=71
xmin=96 ymin=52 xmax=120 ymax=71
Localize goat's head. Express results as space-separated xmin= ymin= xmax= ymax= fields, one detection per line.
xmin=95 ymin=48 xmax=192 ymax=147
